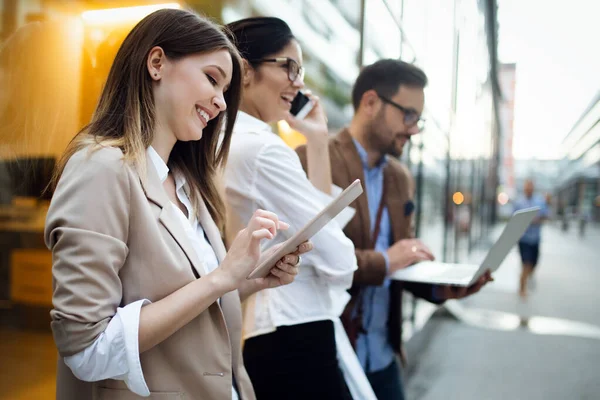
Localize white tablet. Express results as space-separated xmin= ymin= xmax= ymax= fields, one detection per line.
xmin=247 ymin=179 xmax=363 ymax=279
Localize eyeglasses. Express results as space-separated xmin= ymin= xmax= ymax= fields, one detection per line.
xmin=378 ymin=94 xmax=425 ymax=131
xmin=250 ymin=57 xmax=304 ymax=82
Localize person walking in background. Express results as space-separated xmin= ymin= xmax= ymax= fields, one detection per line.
xmin=514 ymin=179 xmax=548 ymax=299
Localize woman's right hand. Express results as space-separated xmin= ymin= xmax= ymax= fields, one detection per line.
xmin=285 ymin=91 xmax=329 ymax=143
xmin=217 ymin=209 xmax=289 ymax=291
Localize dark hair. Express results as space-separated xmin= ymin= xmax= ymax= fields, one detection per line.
xmin=352 ymin=59 xmax=428 ymax=110
xmin=52 ymin=8 xmax=243 ymax=232
xmin=226 ymin=17 xmax=295 ymax=66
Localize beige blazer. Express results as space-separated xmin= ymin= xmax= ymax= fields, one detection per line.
xmin=45 ymin=147 xmax=255 ymax=400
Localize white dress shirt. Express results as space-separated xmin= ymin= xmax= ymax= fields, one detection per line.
xmin=224 ymin=111 xmax=377 ymax=400
xmin=64 ymin=146 xmax=239 ymax=400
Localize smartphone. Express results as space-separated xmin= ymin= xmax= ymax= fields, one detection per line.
xmin=290 ymin=91 xmax=315 ymax=120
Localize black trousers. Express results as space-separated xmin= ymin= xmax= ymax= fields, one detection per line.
xmin=243 ymin=320 xmax=353 ymax=400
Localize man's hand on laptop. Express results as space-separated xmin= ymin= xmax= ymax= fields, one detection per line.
xmin=387 ymin=239 xmax=435 ymax=274
xmin=433 ymin=270 xmax=494 ymax=300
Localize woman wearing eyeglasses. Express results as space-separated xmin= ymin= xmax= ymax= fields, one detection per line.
xmin=223 ymin=17 xmax=376 ymax=400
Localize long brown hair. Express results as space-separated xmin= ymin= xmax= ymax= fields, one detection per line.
xmin=51 ymin=9 xmax=243 ymax=231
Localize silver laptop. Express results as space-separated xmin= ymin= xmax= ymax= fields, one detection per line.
xmin=390 ymin=207 xmax=540 ymax=287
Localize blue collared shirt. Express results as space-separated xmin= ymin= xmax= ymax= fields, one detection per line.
xmin=352 ymin=139 xmax=396 ymax=374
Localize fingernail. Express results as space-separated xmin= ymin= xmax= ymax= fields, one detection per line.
xmin=279 ymin=221 xmax=290 ymax=229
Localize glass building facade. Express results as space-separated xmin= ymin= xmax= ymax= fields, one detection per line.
xmin=556 ymin=92 xmax=600 ymax=222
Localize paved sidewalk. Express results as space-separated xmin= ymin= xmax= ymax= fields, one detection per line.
xmin=404 ymin=223 xmax=600 ymax=400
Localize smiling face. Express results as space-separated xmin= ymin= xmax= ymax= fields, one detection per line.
xmin=242 ymin=39 xmax=304 ymax=123
xmin=149 ymin=47 xmax=233 ymax=144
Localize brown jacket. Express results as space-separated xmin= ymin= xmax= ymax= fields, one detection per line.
xmin=296 ymin=128 xmax=439 ymax=353
xmin=45 ymin=147 xmax=255 ymax=400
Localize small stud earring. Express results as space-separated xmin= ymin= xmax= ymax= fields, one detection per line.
xmin=154 ymin=73 xmax=158 ymax=77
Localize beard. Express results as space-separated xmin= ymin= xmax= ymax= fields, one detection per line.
xmin=367 ymin=113 xmax=407 ymax=158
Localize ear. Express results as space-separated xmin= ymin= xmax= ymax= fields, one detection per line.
xmin=242 ymin=58 xmax=254 ymax=87
xmin=147 ymin=46 xmax=166 ymax=81
xmin=360 ymin=89 xmax=381 ymax=117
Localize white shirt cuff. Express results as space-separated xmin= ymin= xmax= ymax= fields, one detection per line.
xmin=120 ymin=299 xmax=151 ymax=396
xmin=63 ymin=299 xmax=151 ymax=397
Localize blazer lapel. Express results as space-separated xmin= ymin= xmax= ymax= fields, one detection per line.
xmin=139 ymin=155 xmax=208 ymax=278
xmin=335 ymin=129 xmax=372 ymax=248
xmin=197 ymin=200 xmax=226 ymax=263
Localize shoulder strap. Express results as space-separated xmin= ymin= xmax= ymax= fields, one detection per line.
xmin=371 ymin=182 xmax=387 ymax=248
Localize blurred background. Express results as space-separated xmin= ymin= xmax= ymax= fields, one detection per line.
xmin=0 ymin=0 xmax=598 ymax=399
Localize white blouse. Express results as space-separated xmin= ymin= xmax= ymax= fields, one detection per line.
xmin=63 ymin=146 xmax=238 ymax=399
xmin=224 ymin=112 xmax=358 ymax=337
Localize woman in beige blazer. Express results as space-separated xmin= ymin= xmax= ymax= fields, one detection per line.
xmin=44 ymin=9 xmax=310 ymax=400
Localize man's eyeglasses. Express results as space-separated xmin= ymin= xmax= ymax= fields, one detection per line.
xmin=378 ymin=94 xmax=425 ymax=131
xmin=250 ymin=57 xmax=304 ymax=82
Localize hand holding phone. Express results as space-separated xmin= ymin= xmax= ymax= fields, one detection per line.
xmin=290 ymin=91 xmax=315 ymax=120
xmin=286 ymin=90 xmax=328 ymax=141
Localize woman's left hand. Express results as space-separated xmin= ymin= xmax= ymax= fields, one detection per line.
xmin=285 ymin=91 xmax=329 ymax=143
xmin=238 ymin=240 xmax=313 ymax=301
xmin=255 ymin=240 xmax=313 ymax=289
